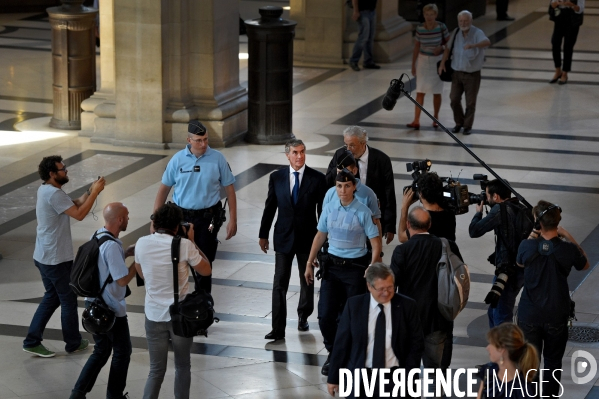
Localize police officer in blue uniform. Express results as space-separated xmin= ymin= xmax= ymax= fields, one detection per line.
xmin=305 ymin=169 xmax=382 ymax=376
xmin=153 ymin=120 xmax=237 ymax=293
xmin=322 ymin=150 xmax=382 ymax=238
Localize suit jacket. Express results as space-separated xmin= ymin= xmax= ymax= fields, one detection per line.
xmin=259 ymin=165 xmax=327 ymax=254
xmin=326 ymin=146 xmax=396 ymax=235
xmin=327 ymin=293 xmax=424 ymax=389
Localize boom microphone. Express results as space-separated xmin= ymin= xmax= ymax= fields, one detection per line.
xmin=382 ymin=78 xmax=403 ymax=111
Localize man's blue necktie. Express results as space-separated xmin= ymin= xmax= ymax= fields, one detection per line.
xmin=292 ymin=171 xmax=300 ymax=204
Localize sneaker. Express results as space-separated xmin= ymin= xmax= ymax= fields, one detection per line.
xmin=349 ymin=62 xmax=360 ymax=72
xmin=68 ymin=339 xmax=89 ymax=354
xmin=23 ymin=344 xmax=56 ymax=358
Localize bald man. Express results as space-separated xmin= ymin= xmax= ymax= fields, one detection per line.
xmin=390 ymin=206 xmax=461 ymax=382
xmin=69 ymin=202 xmax=137 ymax=399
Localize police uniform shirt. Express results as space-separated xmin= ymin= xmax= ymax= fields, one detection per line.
xmin=317 ymin=198 xmax=378 ymax=259
xmin=162 ymin=145 xmax=235 ymax=210
xmin=323 ymin=179 xmax=381 ymax=219
xmin=365 ymin=295 xmax=399 ymax=368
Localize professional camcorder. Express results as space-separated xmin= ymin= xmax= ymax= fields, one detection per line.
xmin=403 ymin=160 xmax=492 ymax=215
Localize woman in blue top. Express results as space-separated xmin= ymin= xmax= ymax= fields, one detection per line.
xmin=477 ymin=323 xmax=539 ymax=399
xmin=407 ymin=3 xmax=450 ymax=130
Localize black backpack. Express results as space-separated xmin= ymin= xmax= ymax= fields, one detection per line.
xmin=499 ymin=201 xmax=534 ymax=264
xmin=70 ymin=231 xmax=115 ymax=297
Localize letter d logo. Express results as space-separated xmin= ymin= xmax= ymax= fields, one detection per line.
xmin=571 ymin=350 xmax=598 ymax=385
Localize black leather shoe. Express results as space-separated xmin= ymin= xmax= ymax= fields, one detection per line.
xmin=463 ymin=127 xmax=472 ymax=135
xmin=363 ymin=63 xmax=381 ymax=70
xmin=452 ymin=125 xmax=462 ymax=133
xmin=264 ymin=330 xmax=285 ymax=340
xmin=298 ymin=319 xmax=309 ymax=331
xmin=497 ymin=15 xmax=515 ymax=21
xmin=549 ymin=72 xmax=562 ymax=84
xmin=321 ymin=354 xmax=331 ymax=376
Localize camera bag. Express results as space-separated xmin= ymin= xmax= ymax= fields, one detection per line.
xmin=437 ymin=237 xmax=470 ymax=320
xmin=437 ymin=28 xmax=459 ymax=82
xmin=169 ymin=236 xmax=219 ymax=338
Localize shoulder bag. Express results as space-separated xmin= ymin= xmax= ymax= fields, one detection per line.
xmin=169 ymin=236 xmax=219 ymax=338
xmin=437 ymin=28 xmax=459 ymax=82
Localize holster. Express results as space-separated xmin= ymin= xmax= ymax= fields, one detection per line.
xmin=316 ymin=249 xmax=331 ymax=280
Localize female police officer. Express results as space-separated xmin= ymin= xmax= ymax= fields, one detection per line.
xmin=305 ymin=169 xmax=382 ymax=376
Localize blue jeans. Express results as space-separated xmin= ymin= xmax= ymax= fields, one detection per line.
xmin=349 ymin=10 xmax=376 ymax=65
xmin=70 ymin=313 xmax=132 ymax=399
xmin=23 ymin=260 xmax=82 ymax=352
xmin=518 ymin=321 xmax=568 ymax=398
xmin=487 ymin=267 xmax=524 ymax=328
xmin=143 ymin=317 xmax=193 ymax=399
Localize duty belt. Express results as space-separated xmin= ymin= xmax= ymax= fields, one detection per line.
xmin=177 ymin=203 xmax=220 ymax=218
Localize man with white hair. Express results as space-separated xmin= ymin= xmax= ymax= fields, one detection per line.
xmin=438 ymin=10 xmax=490 ymax=135
xmin=325 ymin=126 xmax=396 ymax=245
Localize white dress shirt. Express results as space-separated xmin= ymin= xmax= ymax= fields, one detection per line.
xmin=356 ymin=146 xmax=369 ymax=186
xmin=289 ymin=164 xmax=306 ymax=195
xmin=365 ymin=294 xmax=400 ymax=368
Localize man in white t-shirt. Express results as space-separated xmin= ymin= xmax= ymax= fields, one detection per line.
xmin=134 ymin=203 xmax=211 ymax=399
xmin=23 ymin=155 xmax=105 ymax=358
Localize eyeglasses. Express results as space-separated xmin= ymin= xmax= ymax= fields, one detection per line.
xmin=189 ymin=136 xmax=208 ymax=144
xmin=56 ymin=166 xmax=67 ymax=173
xmin=370 ymin=285 xmax=395 ymax=294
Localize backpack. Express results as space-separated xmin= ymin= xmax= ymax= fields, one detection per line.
xmin=70 ymin=231 xmax=115 ymax=297
xmin=437 ymin=237 xmax=470 ymax=321
xmin=499 ymin=201 xmax=534 ymax=264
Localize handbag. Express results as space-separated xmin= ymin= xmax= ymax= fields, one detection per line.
xmin=168 ymin=236 xmax=219 ymax=338
xmin=549 ymin=0 xmax=583 ymax=26
xmin=437 ymin=28 xmax=459 ymax=82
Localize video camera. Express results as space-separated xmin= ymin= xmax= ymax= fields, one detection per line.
xmin=403 ymin=160 xmax=491 ymax=215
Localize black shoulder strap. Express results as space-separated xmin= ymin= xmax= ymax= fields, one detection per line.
xmin=96 ymin=230 xmax=116 ymax=292
xmin=171 ymin=236 xmax=182 ymax=306
xmin=498 ymin=203 xmax=516 ymax=263
xmin=448 ymin=28 xmax=459 ymax=58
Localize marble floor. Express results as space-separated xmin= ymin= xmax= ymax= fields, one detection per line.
xmin=1 ymin=0 xmax=599 ymax=397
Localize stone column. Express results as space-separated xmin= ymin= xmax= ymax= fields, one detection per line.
xmin=292 ymin=0 xmax=344 ymax=66
xmin=80 ymin=0 xmax=247 ymax=148
xmin=343 ymin=0 xmax=413 ymax=63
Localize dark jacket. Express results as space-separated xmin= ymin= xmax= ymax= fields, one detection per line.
xmin=327 ymin=293 xmax=424 ymax=388
xmin=259 ymin=165 xmax=327 ymax=254
xmin=391 ymin=233 xmax=457 ymax=335
xmin=325 ymin=146 xmax=396 ymax=235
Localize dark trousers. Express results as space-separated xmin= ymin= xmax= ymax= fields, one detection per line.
xmin=23 ymin=260 xmax=81 ymax=352
xmin=272 ymin=251 xmax=313 ymax=333
xmin=496 ymin=0 xmax=509 ymax=18
xmin=182 ymin=211 xmax=219 ymax=294
xmin=318 ymin=262 xmax=368 ymax=353
xmin=518 ymin=320 xmax=568 ymax=398
xmin=441 ymin=323 xmax=454 ymax=369
xmin=70 ymin=315 xmax=132 ymax=399
xmin=450 ymin=70 xmax=481 ymax=129
xmin=551 ymin=19 xmax=580 ymax=72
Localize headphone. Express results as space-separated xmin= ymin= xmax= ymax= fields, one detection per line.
xmin=534 ymin=204 xmax=562 ymax=231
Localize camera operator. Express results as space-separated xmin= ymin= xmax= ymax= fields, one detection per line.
xmin=469 ymin=179 xmax=529 ymax=328
xmin=398 ymin=172 xmax=456 ymax=243
xmin=516 ymin=200 xmax=589 ymax=397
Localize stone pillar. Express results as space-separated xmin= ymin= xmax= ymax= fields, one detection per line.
xmin=80 ymin=0 xmax=116 ymax=139
xmin=80 ymin=0 xmax=247 ymax=148
xmin=343 ymin=0 xmax=413 ymax=63
xmin=292 ymin=0 xmax=344 ymax=66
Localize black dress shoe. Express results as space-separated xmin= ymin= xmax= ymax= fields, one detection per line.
xmin=363 ymin=63 xmax=381 ymax=70
xmin=321 ymin=354 xmax=331 ymax=376
xmin=549 ymin=72 xmax=562 ymax=84
xmin=497 ymin=15 xmax=515 ymax=21
xmin=298 ymin=319 xmax=309 ymax=331
xmin=452 ymin=125 xmax=462 ymax=133
xmin=463 ymin=127 xmax=472 ymax=135
xmin=558 ymin=76 xmax=568 ymax=85
xmin=264 ymin=330 xmax=285 ymax=340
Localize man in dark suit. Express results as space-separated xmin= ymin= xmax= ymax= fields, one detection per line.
xmin=391 ymin=207 xmax=459 ymax=376
xmin=259 ymin=139 xmax=327 ymax=340
xmin=325 ymin=126 xmax=396 ymax=245
xmin=327 ymin=263 xmax=424 ymax=398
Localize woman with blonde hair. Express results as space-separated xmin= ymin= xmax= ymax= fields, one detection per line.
xmin=477 ymin=323 xmax=539 ymax=399
xmin=407 ymin=3 xmax=450 ymax=130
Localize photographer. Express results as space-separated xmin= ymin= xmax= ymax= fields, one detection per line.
xmin=469 ymin=179 xmax=530 ymax=328
xmin=516 ymin=200 xmax=589 ymax=397
xmin=134 ymin=203 xmax=211 ymax=399
xmin=398 ymin=172 xmax=456 ymax=243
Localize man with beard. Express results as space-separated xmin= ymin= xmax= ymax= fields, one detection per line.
xmin=23 ymin=155 xmax=105 ymax=358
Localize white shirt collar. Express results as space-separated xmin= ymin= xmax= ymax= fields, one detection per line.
xmin=369 ymin=294 xmax=390 ymax=311
xmin=289 ymin=164 xmax=306 ymax=175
